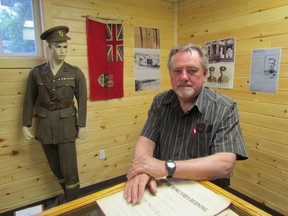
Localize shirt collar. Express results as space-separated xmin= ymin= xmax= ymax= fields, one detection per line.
xmin=194 ymin=86 xmax=207 ymax=114
xmin=162 ymin=89 xmax=179 ymax=108
xmin=162 ymin=87 xmax=207 ymax=114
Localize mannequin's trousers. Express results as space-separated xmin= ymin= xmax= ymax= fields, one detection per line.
xmin=41 ymin=142 xmax=80 ymax=201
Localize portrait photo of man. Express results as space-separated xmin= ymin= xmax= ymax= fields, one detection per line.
xmin=207 ymin=66 xmax=217 ymax=83
xmin=263 ymin=57 xmax=277 ymax=79
xmin=217 ymin=66 xmax=229 ymax=84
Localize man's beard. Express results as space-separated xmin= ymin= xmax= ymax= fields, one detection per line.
xmin=175 ymin=82 xmax=196 ymax=99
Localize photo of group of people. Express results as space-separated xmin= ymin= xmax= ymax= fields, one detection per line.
xmin=205 ymin=64 xmax=234 ymax=89
xmin=204 ymin=37 xmax=235 ymax=89
xmin=207 ymin=66 xmax=229 ymax=83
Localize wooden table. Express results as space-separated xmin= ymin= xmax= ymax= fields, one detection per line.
xmin=36 ymin=181 xmax=271 ymax=216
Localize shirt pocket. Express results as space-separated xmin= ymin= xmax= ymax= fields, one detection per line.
xmin=35 ymin=108 xmax=49 ymax=142
xmin=36 ymin=79 xmax=48 ymax=99
xmin=188 ymin=132 xmax=213 ymax=158
xmin=60 ymin=107 xmax=77 ymax=139
xmin=57 ymin=79 xmax=76 ymax=99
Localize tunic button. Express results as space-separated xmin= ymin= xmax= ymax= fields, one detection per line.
xmin=52 ymin=89 xmax=56 ymax=91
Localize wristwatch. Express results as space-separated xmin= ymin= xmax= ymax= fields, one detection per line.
xmin=165 ymin=160 xmax=176 ymax=178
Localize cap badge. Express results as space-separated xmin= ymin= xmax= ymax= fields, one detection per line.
xmin=58 ymin=30 xmax=64 ymax=37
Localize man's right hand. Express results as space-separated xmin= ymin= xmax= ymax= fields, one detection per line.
xmin=22 ymin=126 xmax=35 ymax=139
xmin=124 ymin=173 xmax=157 ymax=204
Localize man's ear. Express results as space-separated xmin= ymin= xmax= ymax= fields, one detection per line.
xmin=204 ymin=69 xmax=208 ymax=77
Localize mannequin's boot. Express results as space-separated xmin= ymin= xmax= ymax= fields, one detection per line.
xmin=65 ymin=183 xmax=80 ymax=202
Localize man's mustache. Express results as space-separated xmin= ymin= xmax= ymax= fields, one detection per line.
xmin=177 ymin=82 xmax=193 ymax=88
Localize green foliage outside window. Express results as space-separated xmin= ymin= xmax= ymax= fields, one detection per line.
xmin=0 ymin=0 xmax=37 ymax=55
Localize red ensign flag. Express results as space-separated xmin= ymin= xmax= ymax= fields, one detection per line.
xmin=86 ymin=18 xmax=124 ymax=100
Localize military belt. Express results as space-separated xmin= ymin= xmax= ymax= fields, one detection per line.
xmin=40 ymin=101 xmax=74 ymax=111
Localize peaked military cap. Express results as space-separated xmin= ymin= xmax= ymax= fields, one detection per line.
xmin=209 ymin=66 xmax=215 ymax=71
xmin=219 ymin=66 xmax=226 ymax=71
xmin=40 ymin=26 xmax=71 ymax=42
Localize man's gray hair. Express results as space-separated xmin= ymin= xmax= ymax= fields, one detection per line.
xmin=167 ymin=43 xmax=209 ymax=71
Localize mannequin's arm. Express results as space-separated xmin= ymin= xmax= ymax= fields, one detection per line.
xmin=77 ymin=127 xmax=86 ymax=140
xmin=22 ymin=126 xmax=35 ymax=139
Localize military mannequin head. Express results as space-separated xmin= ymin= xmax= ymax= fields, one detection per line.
xmin=40 ymin=26 xmax=71 ymax=75
xmin=40 ymin=26 xmax=71 ymax=42
xmin=49 ymin=42 xmax=68 ymax=62
xmin=40 ymin=26 xmax=71 ymax=63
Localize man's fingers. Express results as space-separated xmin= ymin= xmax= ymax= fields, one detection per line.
xmin=124 ymin=174 xmax=151 ymax=204
xmin=148 ymin=178 xmax=158 ymax=194
xmin=124 ymin=179 xmax=132 ymax=203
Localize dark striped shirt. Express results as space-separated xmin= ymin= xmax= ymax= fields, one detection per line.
xmin=141 ymin=87 xmax=248 ymax=188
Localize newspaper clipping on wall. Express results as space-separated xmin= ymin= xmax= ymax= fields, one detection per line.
xmin=249 ymin=47 xmax=281 ymax=93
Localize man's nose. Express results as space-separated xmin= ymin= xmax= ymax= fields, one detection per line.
xmin=181 ymin=71 xmax=189 ymax=80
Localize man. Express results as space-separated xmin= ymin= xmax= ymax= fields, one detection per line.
xmin=217 ymin=66 xmax=229 ymax=84
xmin=124 ymin=44 xmax=247 ymax=204
xmin=264 ymin=57 xmax=277 ymax=78
xmin=207 ymin=66 xmax=217 ymax=83
xmin=22 ymin=26 xmax=87 ymax=204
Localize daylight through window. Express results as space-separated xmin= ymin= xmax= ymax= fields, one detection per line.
xmin=0 ymin=0 xmax=43 ymax=57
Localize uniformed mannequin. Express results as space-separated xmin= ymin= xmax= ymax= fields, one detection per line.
xmin=22 ymin=26 xmax=87 ymax=205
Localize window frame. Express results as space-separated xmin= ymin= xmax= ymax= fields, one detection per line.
xmin=0 ymin=0 xmax=44 ymax=59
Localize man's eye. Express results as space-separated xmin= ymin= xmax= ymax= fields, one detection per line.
xmin=174 ymin=70 xmax=182 ymax=74
xmin=188 ymin=69 xmax=197 ymax=73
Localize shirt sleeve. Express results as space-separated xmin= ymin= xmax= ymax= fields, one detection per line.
xmin=212 ymin=103 xmax=248 ymax=160
xmin=140 ymin=97 xmax=160 ymax=144
xmin=75 ymin=68 xmax=87 ymax=127
xmin=22 ymin=69 xmax=38 ymax=127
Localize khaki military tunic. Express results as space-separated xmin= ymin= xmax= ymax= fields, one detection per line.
xmin=22 ymin=62 xmax=87 ymax=145
xmin=217 ymin=75 xmax=229 ymax=84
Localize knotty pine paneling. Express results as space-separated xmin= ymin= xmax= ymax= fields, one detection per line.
xmin=178 ymin=0 xmax=288 ymax=214
xmin=0 ymin=0 xmax=175 ymax=213
xmin=2 ymin=0 xmax=288 ymax=214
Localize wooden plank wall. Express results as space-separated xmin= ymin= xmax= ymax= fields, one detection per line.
xmin=177 ymin=0 xmax=288 ymax=215
xmin=0 ymin=0 xmax=174 ymax=213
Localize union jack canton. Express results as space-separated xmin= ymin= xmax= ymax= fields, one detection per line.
xmin=106 ymin=24 xmax=124 ymax=62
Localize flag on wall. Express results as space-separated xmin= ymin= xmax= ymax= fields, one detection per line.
xmin=86 ymin=18 xmax=124 ymax=100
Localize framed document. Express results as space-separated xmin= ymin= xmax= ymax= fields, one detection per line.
xmin=97 ymin=178 xmax=231 ymax=216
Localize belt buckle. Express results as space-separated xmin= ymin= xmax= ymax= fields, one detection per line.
xmin=48 ymin=101 xmax=55 ymax=110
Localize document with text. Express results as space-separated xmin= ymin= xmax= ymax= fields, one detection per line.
xmin=97 ymin=178 xmax=231 ymax=216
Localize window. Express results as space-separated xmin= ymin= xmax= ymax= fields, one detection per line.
xmin=0 ymin=0 xmax=43 ymax=58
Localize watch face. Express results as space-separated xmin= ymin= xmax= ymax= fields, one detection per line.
xmin=167 ymin=161 xmax=175 ymax=168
